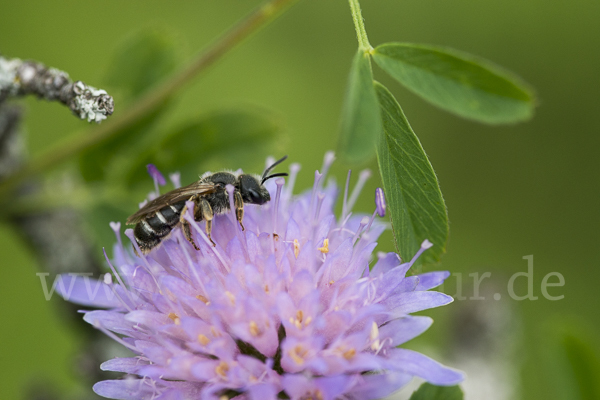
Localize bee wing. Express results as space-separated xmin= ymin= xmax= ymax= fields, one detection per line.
xmin=126 ymin=182 xmax=219 ymax=224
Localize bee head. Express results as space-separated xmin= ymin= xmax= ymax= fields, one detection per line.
xmin=239 ymin=156 xmax=289 ymax=205
xmin=239 ymin=174 xmax=271 ymax=205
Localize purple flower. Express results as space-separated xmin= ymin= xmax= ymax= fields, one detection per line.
xmin=59 ymin=154 xmax=463 ymax=400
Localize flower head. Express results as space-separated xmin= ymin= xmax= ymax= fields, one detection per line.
xmin=60 ymin=154 xmax=463 ymax=400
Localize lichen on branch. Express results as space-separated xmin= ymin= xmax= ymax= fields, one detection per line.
xmin=0 ymin=55 xmax=114 ymax=123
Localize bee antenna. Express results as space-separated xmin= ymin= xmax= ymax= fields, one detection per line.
xmin=261 ymin=155 xmax=288 ymax=181
xmin=261 ymin=172 xmax=289 ymax=185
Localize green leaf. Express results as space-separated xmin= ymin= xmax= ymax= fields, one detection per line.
xmin=79 ymin=28 xmax=180 ymax=182
xmin=104 ymin=28 xmax=180 ymax=100
xmin=338 ymin=49 xmax=382 ymax=164
xmin=119 ymin=107 xmax=284 ymax=186
xmin=409 ymin=383 xmax=464 ymax=400
xmin=372 ymin=43 xmax=535 ymax=124
xmin=375 ymin=82 xmax=448 ymax=264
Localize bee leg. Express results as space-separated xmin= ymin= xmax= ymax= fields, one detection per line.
xmin=198 ymin=198 xmax=216 ymax=247
xmin=182 ymin=221 xmax=200 ymax=251
xmin=180 ymin=196 xmax=201 ymax=250
xmin=234 ymin=191 xmax=245 ymax=231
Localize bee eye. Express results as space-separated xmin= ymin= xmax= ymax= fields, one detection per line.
xmin=249 ymin=189 xmax=261 ymax=201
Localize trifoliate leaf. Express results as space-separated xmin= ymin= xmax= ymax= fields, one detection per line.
xmin=338 ymin=49 xmax=381 ymax=164
xmin=372 ymin=43 xmax=535 ymax=124
xmin=375 ymin=81 xmax=448 ymax=264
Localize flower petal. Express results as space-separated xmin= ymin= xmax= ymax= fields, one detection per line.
xmin=83 ymin=310 xmax=133 ymax=334
xmin=415 ymin=271 xmax=451 ymax=291
xmin=282 ymin=374 xmax=355 ymax=400
xmin=385 ymin=348 xmax=465 ymax=386
xmin=56 ymin=274 xmax=121 ymax=308
xmin=100 ymin=357 xmax=148 ymax=374
xmin=378 ymin=316 xmax=433 ymax=346
xmin=371 ymin=252 xmax=401 ymax=276
xmin=386 ymin=292 xmax=453 ymax=317
xmin=247 ymin=383 xmax=278 ymax=400
xmin=350 ymin=371 xmax=413 ymax=400
xmin=93 ymin=379 xmax=156 ymax=400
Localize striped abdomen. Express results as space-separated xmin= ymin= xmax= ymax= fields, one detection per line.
xmin=133 ymin=201 xmax=186 ymax=252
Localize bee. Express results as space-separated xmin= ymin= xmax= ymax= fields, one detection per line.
xmin=126 ymin=156 xmax=288 ymax=254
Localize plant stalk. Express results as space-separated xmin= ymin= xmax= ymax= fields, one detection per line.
xmin=348 ymin=0 xmax=372 ymax=51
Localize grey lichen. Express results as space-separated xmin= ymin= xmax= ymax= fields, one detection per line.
xmin=0 ymin=55 xmax=114 ymax=123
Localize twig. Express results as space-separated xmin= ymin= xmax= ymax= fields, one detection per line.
xmin=0 ymin=56 xmax=114 ymax=122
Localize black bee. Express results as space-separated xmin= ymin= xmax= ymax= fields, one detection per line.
xmin=127 ymin=156 xmax=288 ymax=254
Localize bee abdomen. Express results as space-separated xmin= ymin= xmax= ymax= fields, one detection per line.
xmin=159 ymin=203 xmax=184 ymax=226
xmin=133 ymin=202 xmax=187 ymax=253
xmin=133 ymin=222 xmax=162 ymax=253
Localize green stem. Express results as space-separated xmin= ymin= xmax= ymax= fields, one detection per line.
xmin=348 ymin=0 xmax=372 ymax=51
xmin=0 ymin=0 xmax=299 ymax=200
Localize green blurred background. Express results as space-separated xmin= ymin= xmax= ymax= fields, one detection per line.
xmin=1 ymin=0 xmax=599 ymax=399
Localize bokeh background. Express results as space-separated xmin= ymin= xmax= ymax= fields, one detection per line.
xmin=1 ymin=0 xmax=599 ymax=399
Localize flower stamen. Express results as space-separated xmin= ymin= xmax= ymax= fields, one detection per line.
xmin=249 ymin=321 xmax=261 ymax=336
xmin=169 ymin=172 xmax=181 ymax=188
xmin=146 ymin=164 xmax=166 ymax=197
xmin=289 ymin=345 xmax=308 ymax=365
xmin=343 ymin=348 xmax=356 ymax=360
xmin=109 ymin=221 xmax=123 ymax=252
xmin=272 ymin=177 xmax=285 ymax=236
xmin=314 ymin=192 xmax=325 ymax=220
xmin=167 ymin=312 xmax=181 ymax=325
xmin=375 ymin=187 xmax=386 ymax=217
xmin=318 ymin=151 xmax=336 ymax=192
xmin=104 ymin=273 xmax=133 ymax=312
xmin=347 ymin=169 xmax=372 ymax=217
xmin=198 ymin=334 xmax=211 ymax=345
xmin=309 ymin=171 xmax=323 ymax=221
xmin=284 ymin=163 xmax=301 ymax=200
xmin=196 ymin=294 xmax=209 ymax=304
xmin=224 ymin=291 xmax=236 ymax=305
xmin=215 ymin=361 xmax=229 ymax=378
xmin=289 ymin=310 xmax=312 ymax=330
xmin=102 ymin=248 xmax=136 ymax=305
xmin=318 ymin=238 xmax=329 ymax=254
xmin=352 ymin=216 xmax=370 ymax=244
xmin=183 ymin=204 xmax=231 ymax=272
xmin=341 ymin=170 xmax=352 ymax=221
xmin=370 ymin=321 xmax=381 ymax=351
